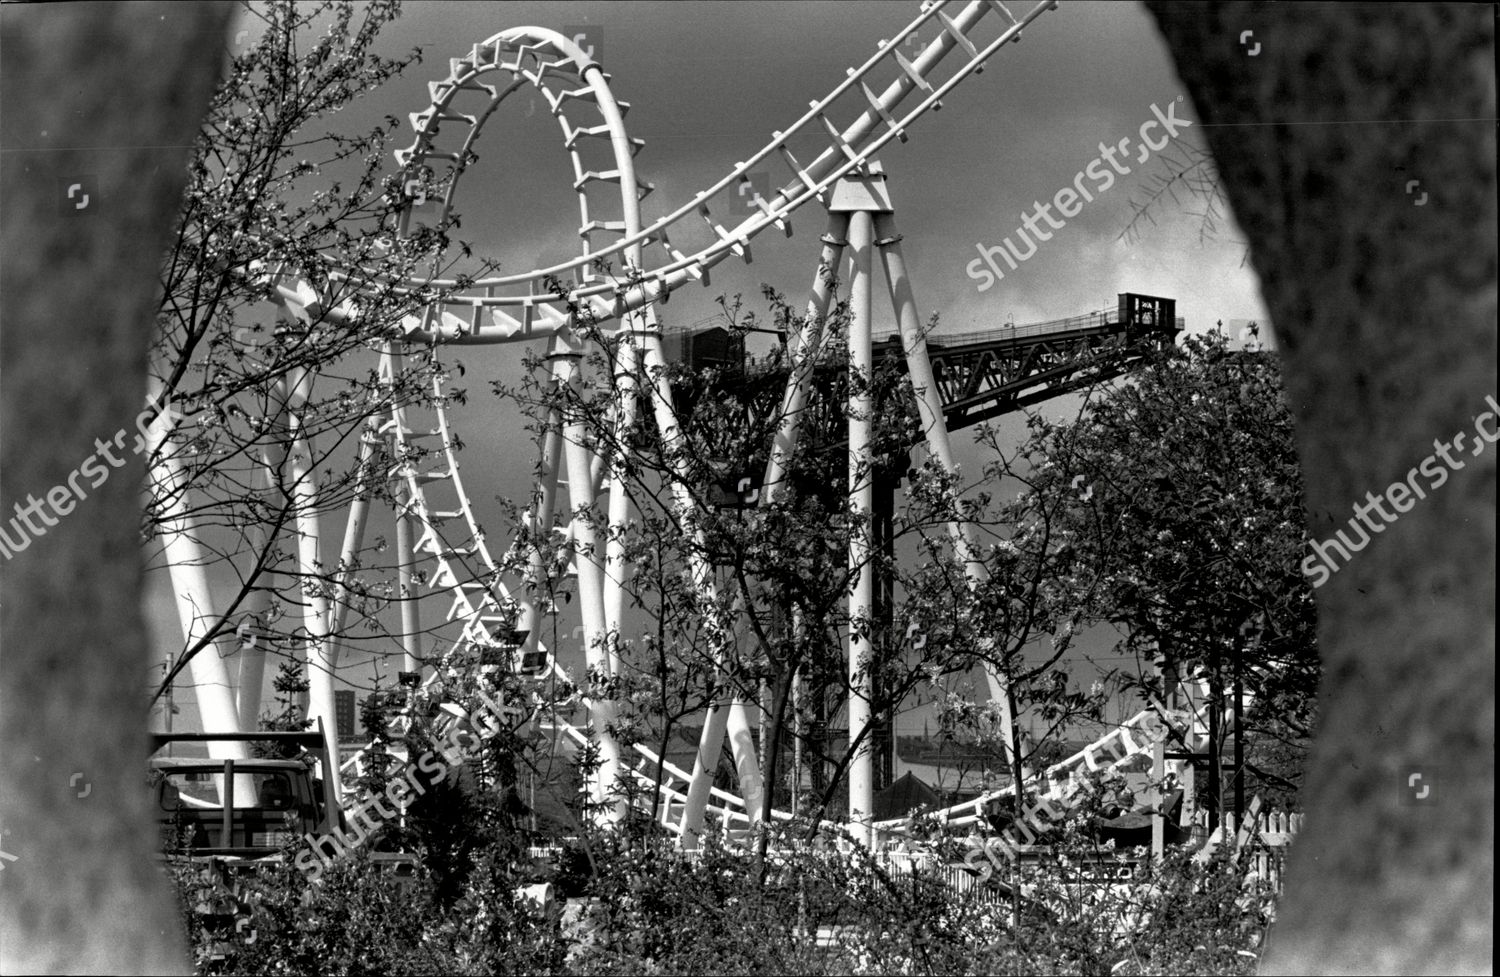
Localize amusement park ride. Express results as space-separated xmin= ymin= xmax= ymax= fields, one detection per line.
xmin=150 ymin=0 xmax=1225 ymax=853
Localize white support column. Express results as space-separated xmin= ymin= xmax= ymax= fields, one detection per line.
xmin=235 ymin=447 xmax=277 ymax=731
xmin=680 ymin=698 xmax=731 ymax=849
xmin=518 ymin=418 xmax=563 ymax=669
xmin=283 ymin=368 xmax=341 ymax=801
xmin=723 ymin=214 xmax=852 ymax=835
xmin=725 ymin=698 xmax=763 ymax=829
xmin=380 ymin=346 xmax=424 ymax=675
xmin=147 ymin=411 xmax=247 ymax=759
xmin=326 ymin=418 xmax=382 ymax=671
xmin=846 ymin=206 xmax=876 ymax=848
xmin=602 ymin=320 xmax=639 ymax=677
xmin=761 ymin=212 xmax=850 ymax=499
xmin=791 ymin=655 xmax=803 ymax=815
xmin=234 ymin=579 xmax=270 ymax=731
xmin=555 ymin=330 xmax=625 ymax=824
xmin=874 ymin=212 xmax=1018 ymax=768
xmin=634 ymin=332 xmax=741 ymax=844
xmin=395 ymin=492 xmax=422 ymax=674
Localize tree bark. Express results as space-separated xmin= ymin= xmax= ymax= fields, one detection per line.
xmin=0 ymin=3 xmax=231 ymax=973
xmin=1145 ymin=4 xmax=1494 ymax=973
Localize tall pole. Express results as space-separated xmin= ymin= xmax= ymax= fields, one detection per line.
xmin=516 ymin=382 xmax=564 ymax=675
xmin=1209 ymin=643 xmax=1222 ymax=833
xmin=555 ymin=329 xmax=625 ymax=824
xmin=602 ymin=328 xmax=638 ymax=675
xmin=381 ymin=346 xmax=424 ymax=676
xmin=395 ymin=494 xmax=422 ymax=674
xmin=846 ymin=205 xmax=875 ymax=847
xmin=235 ymin=446 xmax=277 ymax=732
xmin=1234 ymin=633 xmax=1246 ymax=827
xmin=283 ymin=366 xmax=341 ymax=803
xmin=147 ymin=414 xmax=248 ymax=757
xmin=875 ymin=212 xmax=1021 ymax=777
xmin=634 ymin=331 xmax=743 ymax=844
xmin=791 ymin=655 xmax=803 ymax=816
xmin=873 ymin=460 xmax=896 ymax=790
xmin=1151 ymin=657 xmax=1166 ymax=859
xmin=325 ymin=418 xmax=382 ymax=669
xmin=761 ymin=211 xmax=849 ymax=500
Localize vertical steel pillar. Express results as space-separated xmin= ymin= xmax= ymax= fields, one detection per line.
xmin=145 ymin=395 xmax=248 ymax=767
xmin=284 ymin=367 xmax=341 ymax=802
xmin=1151 ymin=658 xmax=1166 ymax=859
xmin=554 ymin=329 xmax=625 ymax=824
xmin=235 ymin=448 xmax=277 ymax=731
xmin=1209 ymin=646 xmax=1221 ymax=833
xmin=602 ymin=326 xmax=638 ymax=678
xmin=325 ymin=418 xmax=382 ymax=672
xmin=395 ymin=494 xmax=422 ymax=674
xmin=761 ymin=212 xmax=850 ymax=499
xmin=846 ymin=207 xmax=876 ymax=847
xmin=381 ymin=346 xmax=424 ymax=675
xmin=517 ymin=380 xmax=565 ymax=674
xmin=1233 ymin=635 xmax=1246 ymax=828
xmin=873 ymin=460 xmax=896 ymax=790
xmin=825 ymin=166 xmax=896 ymax=847
xmin=791 ymin=655 xmax=803 ymax=815
xmin=681 ymin=698 xmax=732 ymax=848
xmin=725 ymin=698 xmax=761 ymax=830
xmin=874 ymin=213 xmax=1019 ymax=771
xmin=634 ymin=331 xmax=742 ymax=846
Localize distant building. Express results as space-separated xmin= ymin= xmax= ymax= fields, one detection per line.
xmin=662 ymin=325 xmax=742 ymax=370
xmin=334 ymin=689 xmax=360 ymax=744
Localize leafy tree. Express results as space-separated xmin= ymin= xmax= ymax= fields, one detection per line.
xmin=144 ymin=0 xmax=485 ymax=722
xmin=494 ymin=278 xmax=1122 ymax=873
xmin=1016 ymin=331 xmax=1318 ymax=811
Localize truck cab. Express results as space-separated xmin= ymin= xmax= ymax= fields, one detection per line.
xmin=149 ymin=730 xmax=342 ymax=860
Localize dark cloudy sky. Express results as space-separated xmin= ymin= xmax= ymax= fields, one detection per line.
xmin=146 ymin=1 xmax=1271 ymax=735
xmin=368 ymin=0 xmax=1268 ymax=331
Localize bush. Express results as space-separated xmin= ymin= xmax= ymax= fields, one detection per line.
xmin=166 ymin=802 xmax=1276 ymax=975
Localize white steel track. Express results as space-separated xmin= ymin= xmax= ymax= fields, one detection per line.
xmin=232 ymin=1 xmax=1069 ymax=836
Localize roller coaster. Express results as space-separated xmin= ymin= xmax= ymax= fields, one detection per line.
xmin=152 ymin=0 xmax=1212 ymax=851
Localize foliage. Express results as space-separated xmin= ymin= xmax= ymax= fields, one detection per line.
xmin=263 ymin=661 xmax=314 ymax=733
xmin=1014 ymin=332 xmax=1318 ymax=808
xmin=166 ymin=804 xmax=1279 ymax=976
xmin=490 ymin=279 xmax=1126 ymax=849
xmin=491 ymin=280 xmax=968 ymax=833
xmin=146 ymin=0 xmax=486 ymax=710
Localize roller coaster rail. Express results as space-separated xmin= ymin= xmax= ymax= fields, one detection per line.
xmin=156 ymin=0 xmax=1224 ymax=850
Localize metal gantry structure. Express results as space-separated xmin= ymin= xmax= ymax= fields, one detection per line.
xmin=152 ymin=0 xmax=1213 ymax=848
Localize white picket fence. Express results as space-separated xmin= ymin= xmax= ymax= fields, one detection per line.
xmin=1197 ymin=803 xmax=1305 ymax=891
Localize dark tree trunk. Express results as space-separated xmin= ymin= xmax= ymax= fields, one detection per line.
xmin=0 ymin=4 xmax=231 ymax=973
xmin=754 ymin=664 xmax=795 ymax=880
xmin=1146 ymin=4 xmax=1494 ymax=973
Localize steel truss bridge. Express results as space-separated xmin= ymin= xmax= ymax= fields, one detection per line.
xmin=151 ymin=0 xmax=1215 ymax=851
xmin=923 ymin=294 xmax=1180 ymax=429
xmin=670 ymin=292 xmax=1181 ymax=439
